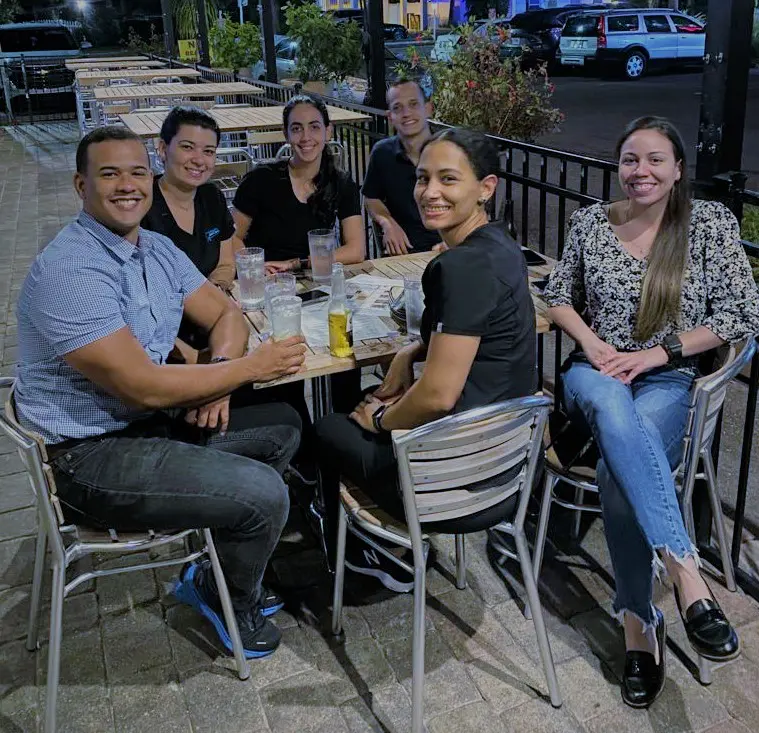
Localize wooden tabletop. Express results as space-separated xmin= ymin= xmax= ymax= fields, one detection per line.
xmin=238 ymin=251 xmax=554 ymax=388
xmin=75 ymin=68 xmax=200 ymax=86
xmin=66 ymin=59 xmax=163 ymax=70
xmin=121 ymin=104 xmax=371 ymax=138
xmin=93 ymin=81 xmax=263 ymax=102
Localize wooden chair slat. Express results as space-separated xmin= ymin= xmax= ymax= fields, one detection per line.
xmin=416 ymin=479 xmax=523 ymax=523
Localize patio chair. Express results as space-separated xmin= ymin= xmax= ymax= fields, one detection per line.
xmin=212 ymin=147 xmax=254 ymax=205
xmin=530 ymin=336 xmax=757 ymax=684
xmin=331 ymin=396 xmax=561 ymax=733
xmin=0 ymin=378 xmax=250 ymax=733
xmin=275 ymin=139 xmax=348 ymax=171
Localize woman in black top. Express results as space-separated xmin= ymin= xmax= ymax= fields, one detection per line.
xmin=143 ymin=106 xmax=242 ymax=291
xmin=232 ymin=94 xmax=365 ymax=271
xmin=315 ymin=128 xmax=537 ymax=592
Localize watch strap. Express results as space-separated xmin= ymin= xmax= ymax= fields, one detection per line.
xmin=210 ymin=356 xmax=231 ymax=364
xmin=372 ymin=404 xmax=389 ymax=433
xmin=662 ymin=334 xmax=683 ymax=362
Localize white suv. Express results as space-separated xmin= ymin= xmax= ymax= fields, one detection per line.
xmin=558 ymin=9 xmax=705 ymax=80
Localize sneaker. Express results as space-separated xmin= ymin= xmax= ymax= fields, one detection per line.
xmin=345 ymin=543 xmax=415 ymax=593
xmin=261 ymin=586 xmax=285 ymax=617
xmin=174 ymin=562 xmax=281 ymax=658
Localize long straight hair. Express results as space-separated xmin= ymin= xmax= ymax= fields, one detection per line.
xmin=615 ymin=116 xmax=692 ymax=342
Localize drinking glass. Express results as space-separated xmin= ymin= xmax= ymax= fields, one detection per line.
xmin=308 ymin=228 xmax=336 ymax=284
xmin=270 ymin=295 xmax=302 ymax=341
xmin=404 ymin=277 xmax=424 ymax=338
xmin=265 ymin=273 xmax=297 ymax=323
xmin=235 ymin=247 xmax=265 ymax=310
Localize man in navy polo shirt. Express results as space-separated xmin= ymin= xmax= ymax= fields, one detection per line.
xmin=362 ymin=79 xmax=441 ymax=254
xmin=15 ymin=126 xmax=307 ymax=659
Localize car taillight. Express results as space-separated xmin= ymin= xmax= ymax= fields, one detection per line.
xmin=597 ymin=16 xmax=607 ymax=48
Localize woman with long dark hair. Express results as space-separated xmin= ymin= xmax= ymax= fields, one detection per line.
xmin=315 ymin=127 xmax=537 ymax=592
xmin=232 ymin=94 xmax=364 ymax=272
xmin=544 ymin=116 xmax=759 ymax=708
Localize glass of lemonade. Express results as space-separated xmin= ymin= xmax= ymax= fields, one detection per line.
xmin=235 ymin=247 xmax=265 ymax=310
xmin=270 ymin=295 xmax=302 ymax=341
xmin=308 ymin=229 xmax=336 ymax=284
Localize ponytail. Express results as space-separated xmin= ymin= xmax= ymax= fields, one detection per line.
xmin=308 ymin=147 xmax=340 ymax=227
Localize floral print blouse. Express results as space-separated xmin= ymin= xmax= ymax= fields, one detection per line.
xmin=543 ymin=200 xmax=759 ymax=369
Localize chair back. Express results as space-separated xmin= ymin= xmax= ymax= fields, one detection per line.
xmin=392 ymin=396 xmax=552 ymax=534
xmin=274 ymin=140 xmax=348 ymax=171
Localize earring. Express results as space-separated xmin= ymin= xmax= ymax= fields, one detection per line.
xmin=478 ymin=198 xmax=487 ymax=206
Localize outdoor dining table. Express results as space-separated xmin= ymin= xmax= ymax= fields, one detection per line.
xmin=92 ymin=81 xmax=263 ymax=104
xmin=66 ymin=58 xmax=163 ymax=70
xmin=74 ymin=68 xmax=201 ymax=87
xmin=119 ymin=104 xmax=372 ymax=139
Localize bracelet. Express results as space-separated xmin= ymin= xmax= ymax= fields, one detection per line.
xmin=210 ymin=356 xmax=231 ymax=364
xmin=372 ymin=404 xmax=389 ymax=433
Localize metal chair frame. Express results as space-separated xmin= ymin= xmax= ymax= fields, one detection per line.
xmin=331 ymin=396 xmax=561 ymax=733
xmin=0 ymin=378 xmax=250 ymax=733
xmin=531 ymin=337 xmax=757 ymax=685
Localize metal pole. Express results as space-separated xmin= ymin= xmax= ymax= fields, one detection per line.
xmin=194 ymin=0 xmax=211 ymax=67
xmin=366 ymin=0 xmax=386 ymax=109
xmin=160 ymin=0 xmax=176 ymax=59
xmin=259 ymin=0 xmax=277 ymax=84
xmin=695 ymin=0 xmax=754 ymax=182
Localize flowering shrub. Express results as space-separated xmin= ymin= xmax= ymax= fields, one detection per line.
xmin=396 ymin=25 xmax=563 ymax=142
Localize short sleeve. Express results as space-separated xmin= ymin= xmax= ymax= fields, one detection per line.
xmin=27 ymin=260 xmax=126 ymax=356
xmin=543 ymin=208 xmax=587 ymax=311
xmin=700 ymin=202 xmax=759 ymax=342
xmin=337 ymin=174 xmax=361 ymax=222
xmin=423 ymin=250 xmax=494 ymax=337
xmin=232 ymin=167 xmax=266 ymax=218
xmin=361 ymin=145 xmax=384 ymax=200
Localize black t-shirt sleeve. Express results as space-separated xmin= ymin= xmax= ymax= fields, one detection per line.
xmin=361 ymin=146 xmax=384 ymax=200
xmin=423 ymin=249 xmax=494 ymax=337
xmin=232 ymin=167 xmax=267 ymax=218
xmin=337 ymin=173 xmax=362 ymax=222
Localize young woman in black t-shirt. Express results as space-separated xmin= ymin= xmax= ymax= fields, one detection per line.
xmin=315 ymin=128 xmax=537 ymax=592
xmin=232 ymin=95 xmax=365 ymax=271
xmin=142 ymin=107 xmax=243 ymax=291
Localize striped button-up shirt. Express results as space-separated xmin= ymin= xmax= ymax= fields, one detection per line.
xmin=15 ymin=212 xmax=206 ymax=444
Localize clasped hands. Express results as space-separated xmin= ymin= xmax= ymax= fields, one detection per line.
xmin=583 ymin=335 xmax=668 ymax=384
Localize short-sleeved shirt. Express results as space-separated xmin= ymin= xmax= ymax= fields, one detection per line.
xmin=15 ymin=212 xmax=207 ymax=444
xmin=420 ymin=222 xmax=537 ymax=412
xmin=361 ymin=135 xmax=440 ymax=253
xmin=141 ymin=177 xmax=235 ymax=277
xmin=232 ymin=160 xmax=361 ymax=261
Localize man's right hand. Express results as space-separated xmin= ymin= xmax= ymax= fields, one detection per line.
xmin=246 ymin=336 xmax=307 ymax=382
xmin=380 ymin=218 xmax=413 ymax=256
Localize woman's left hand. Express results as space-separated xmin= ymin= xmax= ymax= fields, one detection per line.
xmin=600 ymin=346 xmax=669 ymax=384
xmin=265 ymin=259 xmax=299 ymax=275
xmin=349 ymin=393 xmax=385 ymax=434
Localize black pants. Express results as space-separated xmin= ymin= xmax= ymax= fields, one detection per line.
xmin=50 ymin=403 xmax=301 ymax=612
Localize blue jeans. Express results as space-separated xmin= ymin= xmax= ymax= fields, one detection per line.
xmin=561 ymin=357 xmax=696 ymax=627
xmin=49 ymin=403 xmax=301 ymax=612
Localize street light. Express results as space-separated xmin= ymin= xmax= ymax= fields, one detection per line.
xmin=76 ymin=0 xmax=87 ymax=12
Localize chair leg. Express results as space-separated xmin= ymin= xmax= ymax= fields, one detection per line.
xmin=514 ymin=529 xmax=562 ymax=708
xmin=702 ymin=451 xmax=737 ymax=592
xmin=410 ymin=555 xmax=427 ymax=733
xmin=44 ymin=563 xmax=66 ymax=733
xmin=331 ymin=504 xmax=348 ymax=636
xmin=571 ymin=486 xmax=584 ymax=541
xmin=533 ymin=472 xmax=556 ymax=580
xmin=454 ymin=534 xmax=467 ymax=590
xmin=698 ymin=654 xmax=712 ymax=685
xmin=26 ymin=524 xmax=47 ymax=652
xmin=203 ymin=529 xmax=250 ymax=681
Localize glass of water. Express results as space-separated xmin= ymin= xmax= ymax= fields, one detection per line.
xmin=308 ymin=229 xmax=336 ymax=285
xmin=404 ymin=276 xmax=424 ymax=338
xmin=235 ymin=247 xmax=265 ymax=310
xmin=265 ymin=273 xmax=297 ymax=323
xmin=270 ymin=295 xmax=302 ymax=341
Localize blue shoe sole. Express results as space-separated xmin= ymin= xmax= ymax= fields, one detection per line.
xmin=262 ymin=601 xmax=285 ymax=617
xmin=173 ymin=564 xmax=276 ymax=659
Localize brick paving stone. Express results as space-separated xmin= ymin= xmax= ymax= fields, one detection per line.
xmin=584 ymin=704 xmax=656 ymax=733
xmin=0 ymin=705 xmax=39 ymax=733
xmin=708 ymin=658 xmax=759 ymax=731
xmin=246 ymin=625 xmax=317 ymax=690
xmin=300 ymin=605 xmax=372 ymax=657
xmin=0 ymin=508 xmax=36 ymax=543
xmin=428 ymin=700 xmax=509 ymax=733
xmin=0 ymin=639 xmax=38 ymax=715
xmin=554 ymin=653 xmax=619 ymax=723
xmin=95 ymin=553 xmax=159 ymax=616
xmin=0 ymin=452 xmax=24 ymax=477
xmin=699 ymin=720 xmax=753 ymax=733
xmin=0 ymin=536 xmax=35 ymax=592
xmin=340 ymin=684 xmax=422 ymax=733
xmin=501 ymin=698 xmax=586 ymax=733
xmin=0 ymin=474 xmax=35 ymax=515
xmin=260 ymin=670 xmax=349 ymax=733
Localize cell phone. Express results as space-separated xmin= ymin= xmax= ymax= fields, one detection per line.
xmin=299 ymin=289 xmax=329 ymax=304
xmin=522 ymin=248 xmax=547 ymax=267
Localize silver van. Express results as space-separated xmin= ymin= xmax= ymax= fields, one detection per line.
xmin=558 ymin=8 xmax=706 ymax=80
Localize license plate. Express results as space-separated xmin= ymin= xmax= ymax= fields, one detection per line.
xmin=571 ymin=39 xmax=586 ymax=49
xmin=561 ymin=56 xmax=585 ymax=65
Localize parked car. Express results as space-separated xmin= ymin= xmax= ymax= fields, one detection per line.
xmin=251 ymin=36 xmax=298 ymax=82
xmin=332 ymin=13 xmax=409 ymax=41
xmin=558 ymin=8 xmax=706 ymax=80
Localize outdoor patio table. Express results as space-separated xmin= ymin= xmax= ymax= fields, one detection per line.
xmin=92 ymin=81 xmax=263 ymax=104
xmin=74 ymin=68 xmax=201 ymax=87
xmin=66 ymin=58 xmax=164 ymax=70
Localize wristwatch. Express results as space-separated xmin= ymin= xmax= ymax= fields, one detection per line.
xmin=661 ymin=334 xmax=683 ymax=362
xmin=210 ymin=356 xmax=231 ymax=364
xmin=372 ymin=404 xmax=389 ymax=433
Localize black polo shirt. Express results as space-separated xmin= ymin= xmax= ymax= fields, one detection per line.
xmin=420 ymin=222 xmax=537 ymax=412
xmin=142 ymin=177 xmax=234 ymax=277
xmin=232 ymin=160 xmax=361 ymax=262
xmin=361 ymin=135 xmax=440 ymax=253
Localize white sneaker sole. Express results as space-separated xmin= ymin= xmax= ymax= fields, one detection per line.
xmin=345 ymin=560 xmax=415 ymax=593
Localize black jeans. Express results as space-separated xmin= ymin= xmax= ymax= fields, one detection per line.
xmin=50 ymin=403 xmax=301 ymax=612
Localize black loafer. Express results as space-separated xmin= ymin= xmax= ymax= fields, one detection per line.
xmin=674 ymin=586 xmax=740 ymax=662
xmin=622 ymin=609 xmax=666 ymax=709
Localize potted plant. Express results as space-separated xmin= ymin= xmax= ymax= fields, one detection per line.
xmin=284 ymin=2 xmax=362 ymax=95
xmin=209 ymin=17 xmax=262 ymax=76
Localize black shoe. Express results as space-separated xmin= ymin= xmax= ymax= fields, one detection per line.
xmin=345 ymin=542 xmax=415 ymax=593
xmin=261 ymin=586 xmax=285 ymax=617
xmin=621 ymin=609 xmax=666 ymax=709
xmin=674 ymin=585 xmax=740 ymax=662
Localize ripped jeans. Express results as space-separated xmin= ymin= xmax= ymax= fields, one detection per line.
xmin=561 ymin=356 xmax=696 ymax=627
